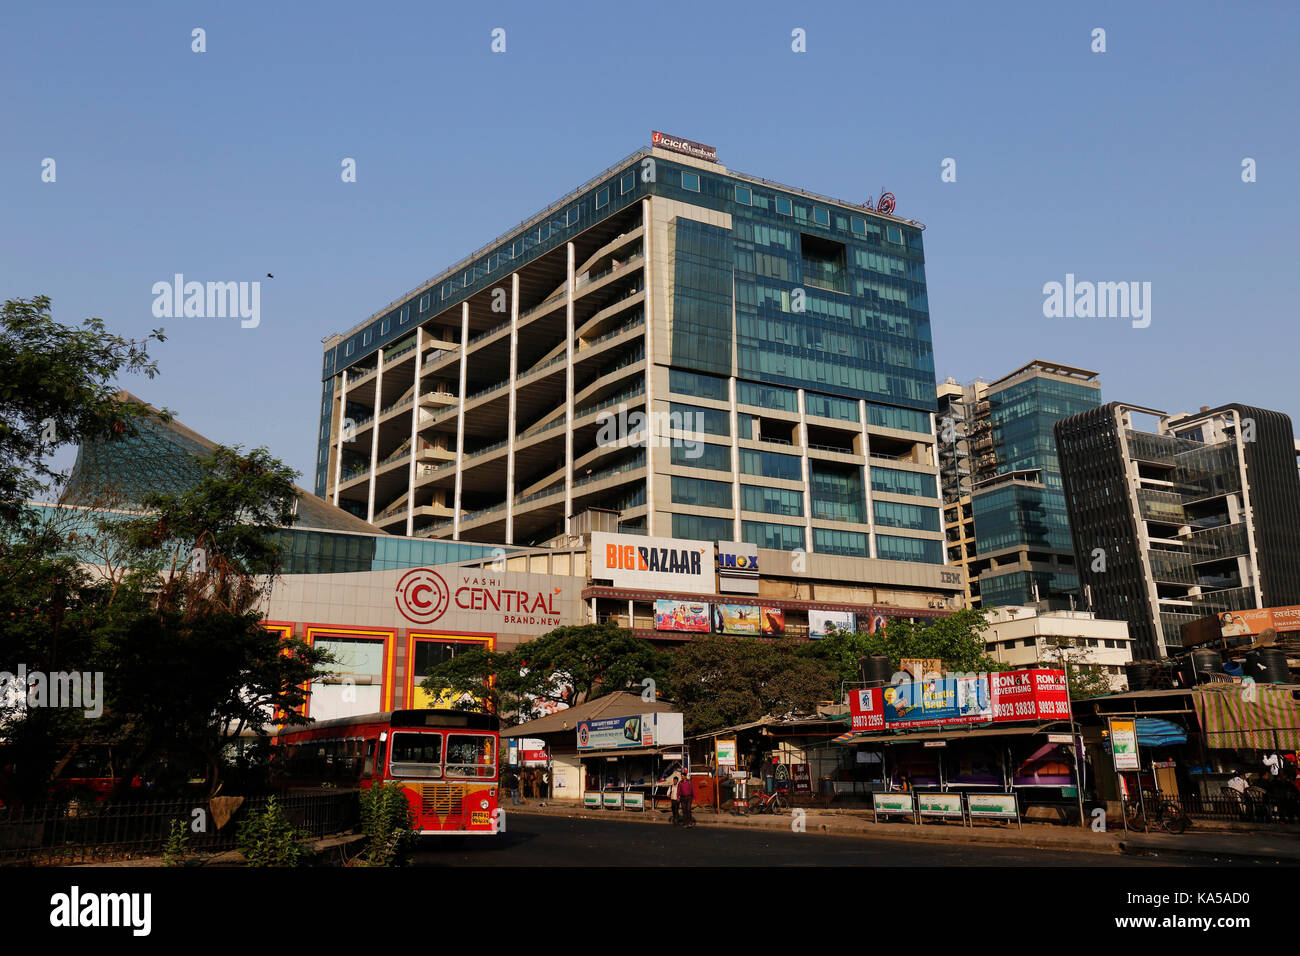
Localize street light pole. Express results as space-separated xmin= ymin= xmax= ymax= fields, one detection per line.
xmin=1059 ymin=645 xmax=1089 ymax=830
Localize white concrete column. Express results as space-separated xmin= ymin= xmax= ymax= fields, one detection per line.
xmin=730 ymin=376 xmax=742 ymax=541
xmin=332 ymin=368 xmax=349 ymax=506
xmin=641 ymin=197 xmax=655 ymax=536
xmin=453 ymin=302 xmax=469 ymax=540
xmin=506 ymin=273 xmax=520 ymax=545
xmin=406 ymin=326 xmax=424 ymax=537
xmin=564 ymin=242 xmax=576 ymax=534
xmin=366 ymin=348 xmax=384 ymax=522
xmin=861 ymin=399 xmax=877 ymax=558
xmin=798 ymin=387 xmax=812 ymax=551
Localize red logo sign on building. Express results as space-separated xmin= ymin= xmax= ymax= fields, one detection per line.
xmin=395 ymin=568 xmax=451 ymax=624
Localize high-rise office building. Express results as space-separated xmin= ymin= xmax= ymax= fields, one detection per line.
xmin=938 ymin=361 xmax=1101 ymax=609
xmin=315 ymin=135 xmax=948 ymax=581
xmin=1055 ymin=402 xmax=1300 ymax=659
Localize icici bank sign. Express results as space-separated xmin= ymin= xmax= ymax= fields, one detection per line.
xmin=651 ymin=130 xmax=718 ymax=163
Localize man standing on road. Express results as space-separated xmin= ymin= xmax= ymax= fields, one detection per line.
xmin=679 ymin=772 xmax=696 ymax=828
xmin=667 ymin=768 xmax=683 ymax=825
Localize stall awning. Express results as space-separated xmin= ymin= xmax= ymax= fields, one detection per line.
xmin=832 ymin=724 xmax=1057 ymax=746
xmin=1194 ymin=681 xmax=1300 ymax=750
xmin=577 ymin=747 xmax=665 ymax=759
xmin=1135 ymin=717 xmax=1188 ymax=748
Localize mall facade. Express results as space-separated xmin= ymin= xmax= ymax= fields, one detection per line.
xmin=315 ymin=133 xmax=947 ymax=580
xmin=55 ymin=394 xmax=964 ymax=725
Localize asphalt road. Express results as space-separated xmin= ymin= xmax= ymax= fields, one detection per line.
xmin=411 ymin=813 xmax=1221 ymax=867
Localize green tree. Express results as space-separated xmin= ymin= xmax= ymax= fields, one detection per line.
xmin=0 ymin=295 xmax=163 ymax=520
xmin=665 ymin=634 xmax=837 ymax=735
xmin=1034 ymin=637 xmax=1115 ymax=700
xmin=800 ymin=608 xmax=1005 ymax=688
xmin=421 ymin=623 xmax=668 ymax=725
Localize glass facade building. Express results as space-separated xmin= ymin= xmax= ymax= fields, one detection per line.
xmin=1056 ymin=402 xmax=1300 ymax=659
xmin=937 ymin=362 xmax=1101 ymax=609
xmin=315 ymin=139 xmax=947 ymax=570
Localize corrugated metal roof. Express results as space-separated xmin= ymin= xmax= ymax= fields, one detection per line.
xmin=500 ymin=691 xmax=676 ymax=738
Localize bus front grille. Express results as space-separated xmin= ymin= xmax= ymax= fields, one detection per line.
xmin=421 ymin=785 xmax=464 ymax=816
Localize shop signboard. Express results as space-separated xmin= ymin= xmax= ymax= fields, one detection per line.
xmin=576 ymin=714 xmax=647 ymax=751
xmin=849 ymin=687 xmax=885 ymax=731
xmin=654 ymin=599 xmax=710 ymax=633
xmin=809 ymin=609 xmax=856 ymax=639
xmin=792 ymin=764 xmax=812 ymax=793
xmin=1109 ymin=717 xmax=1140 ymax=771
xmin=713 ymin=603 xmax=761 ymax=635
xmin=716 ymin=541 xmax=759 ymax=594
xmin=583 ymin=792 xmax=602 ymax=808
xmin=917 ymin=793 xmax=964 ymax=818
xmin=900 ymin=658 xmax=943 ymax=682
xmin=623 ymin=792 xmax=645 ymax=810
xmin=714 ymin=739 xmax=738 ymax=767
xmin=506 ymin=740 xmax=519 ymax=766
xmin=761 ymin=607 xmax=785 ymax=635
xmin=591 ymin=532 xmax=713 ymax=591
xmin=602 ymin=792 xmax=624 ymax=809
xmin=967 ymin=793 xmax=1018 ymax=819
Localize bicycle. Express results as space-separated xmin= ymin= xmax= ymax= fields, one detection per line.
xmin=1125 ymin=792 xmax=1190 ymax=834
xmin=747 ymin=789 xmax=791 ymax=814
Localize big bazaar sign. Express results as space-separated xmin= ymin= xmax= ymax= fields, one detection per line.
xmin=849 ymin=669 xmax=1070 ymax=732
xmin=590 ymin=532 xmax=713 ymax=591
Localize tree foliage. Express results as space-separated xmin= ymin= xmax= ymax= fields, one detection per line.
xmin=0 ymin=295 xmax=163 ymax=520
xmin=666 ymin=634 xmax=837 ymax=736
xmin=421 ymin=623 xmax=668 ymax=725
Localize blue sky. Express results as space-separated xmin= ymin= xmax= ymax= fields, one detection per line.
xmin=3 ymin=0 xmax=1297 ymax=485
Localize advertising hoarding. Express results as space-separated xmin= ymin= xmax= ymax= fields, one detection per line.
xmin=856 ymin=612 xmax=889 ymax=635
xmin=809 ymin=609 xmax=856 ymax=638
xmin=848 ymin=669 xmax=1069 ymax=732
xmin=651 ymin=130 xmax=719 ymax=163
xmin=1109 ymin=717 xmax=1140 ymax=771
xmin=576 ymin=714 xmax=648 ymax=751
xmin=655 ymin=599 xmax=710 ymax=633
xmin=713 ymin=603 xmax=761 ymax=635
xmin=715 ymin=739 xmax=737 ymax=767
xmin=717 ymin=541 xmax=759 ymax=594
xmin=761 ymin=607 xmax=785 ymax=635
xmin=967 ymin=793 xmax=1018 ymax=818
xmin=591 ymin=532 xmax=713 ymax=591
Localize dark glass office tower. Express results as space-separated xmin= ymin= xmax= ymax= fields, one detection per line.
xmin=1055 ymin=402 xmax=1300 ymax=659
xmin=313 ymin=136 xmax=946 ymax=573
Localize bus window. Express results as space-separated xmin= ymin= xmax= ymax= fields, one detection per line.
xmin=446 ymin=735 xmax=496 ymax=779
xmin=389 ymin=733 xmax=442 ymax=779
xmin=363 ymin=740 xmax=376 ymax=778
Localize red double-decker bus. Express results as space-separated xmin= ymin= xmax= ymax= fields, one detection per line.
xmin=271 ymin=709 xmax=499 ymax=836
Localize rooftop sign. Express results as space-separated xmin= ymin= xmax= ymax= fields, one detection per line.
xmin=651 ymin=130 xmax=718 ymax=163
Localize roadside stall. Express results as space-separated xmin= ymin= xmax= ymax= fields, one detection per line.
xmin=834 ymin=668 xmax=1085 ymax=825
xmin=576 ymin=711 xmax=685 ymax=811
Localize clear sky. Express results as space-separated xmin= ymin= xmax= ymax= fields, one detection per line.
xmin=3 ymin=0 xmax=1297 ymax=486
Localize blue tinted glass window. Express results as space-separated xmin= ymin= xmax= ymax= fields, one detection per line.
xmin=742 ymin=520 xmax=805 ymax=551
xmin=621 ymin=171 xmax=636 ymax=194
xmin=813 ymin=207 xmax=830 ymax=227
xmin=596 ymin=187 xmax=609 ymax=209
xmin=775 ymin=196 xmax=792 ymax=216
xmin=682 ymin=171 xmax=700 ymax=192
xmin=735 ymin=185 xmax=752 ymax=205
xmin=669 ymin=368 xmax=729 ymax=402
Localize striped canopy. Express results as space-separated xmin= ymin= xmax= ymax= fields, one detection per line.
xmin=1193 ymin=681 xmax=1300 ymax=751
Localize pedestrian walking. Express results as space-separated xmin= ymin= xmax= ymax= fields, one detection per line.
xmin=666 ymin=768 xmax=682 ymax=824
xmin=679 ymin=772 xmax=696 ymax=828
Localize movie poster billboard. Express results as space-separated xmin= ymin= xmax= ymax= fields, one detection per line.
xmin=856 ymin=612 xmax=888 ymax=635
xmin=713 ymin=604 xmax=761 ymax=635
xmin=809 ymin=609 xmax=856 ymax=639
xmin=761 ymin=607 xmax=786 ymax=636
xmin=654 ymin=599 xmax=710 ymax=633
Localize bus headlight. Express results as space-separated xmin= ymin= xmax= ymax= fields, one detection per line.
xmin=480 ymin=799 xmax=489 ymax=810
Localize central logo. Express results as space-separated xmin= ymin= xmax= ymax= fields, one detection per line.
xmin=395 ymin=568 xmax=450 ymax=624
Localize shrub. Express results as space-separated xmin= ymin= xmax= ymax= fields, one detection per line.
xmin=356 ymin=783 xmax=418 ymax=866
xmin=162 ymin=819 xmax=191 ymax=867
xmin=237 ymin=798 xmax=312 ymax=866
